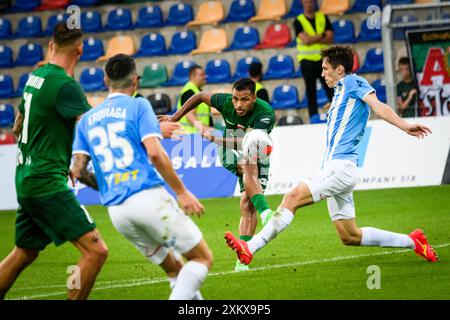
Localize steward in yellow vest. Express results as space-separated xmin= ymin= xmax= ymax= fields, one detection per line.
xmin=177 ymin=66 xmax=211 ymax=133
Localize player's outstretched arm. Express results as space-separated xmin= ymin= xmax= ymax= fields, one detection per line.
xmin=71 ymin=153 xmax=99 ymax=191
xmin=143 ymin=136 xmax=204 ymax=217
xmin=159 ymin=92 xmax=213 ymax=124
xmin=364 ymin=93 xmax=432 ymax=139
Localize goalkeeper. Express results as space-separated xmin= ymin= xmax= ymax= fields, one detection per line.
xmin=159 ymin=78 xmax=275 ymax=271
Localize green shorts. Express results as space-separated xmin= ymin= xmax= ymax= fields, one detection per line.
xmin=15 ymin=190 xmax=96 ymax=251
xmin=219 ymin=146 xmax=270 ymax=193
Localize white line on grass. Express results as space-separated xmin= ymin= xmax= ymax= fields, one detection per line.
xmin=9 ymin=242 xmax=450 ymax=300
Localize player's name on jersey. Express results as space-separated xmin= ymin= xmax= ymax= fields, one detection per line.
xmin=88 ymin=107 xmax=127 ymax=126
xmin=25 ymin=75 xmax=45 ymax=90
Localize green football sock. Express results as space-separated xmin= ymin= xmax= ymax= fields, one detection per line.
xmin=239 ymin=235 xmax=253 ymax=242
xmin=251 ymin=194 xmax=270 ymax=215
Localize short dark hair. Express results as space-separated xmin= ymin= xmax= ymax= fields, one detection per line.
xmin=398 ymin=57 xmax=410 ymax=66
xmin=321 ymin=45 xmax=354 ymax=74
xmin=188 ymin=65 xmax=202 ymax=78
xmin=52 ymin=22 xmax=83 ymax=47
xmin=233 ymin=78 xmax=256 ymax=94
xmin=105 ymin=54 xmax=137 ymax=89
xmin=248 ymin=62 xmax=263 ymax=78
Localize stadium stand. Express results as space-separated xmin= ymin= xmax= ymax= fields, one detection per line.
xmin=332 ymin=20 xmax=356 ymax=44
xmin=357 ymin=18 xmax=382 ymax=42
xmin=223 ymin=0 xmax=255 ymax=23
xmin=71 ymin=0 xmax=99 ymax=6
xmin=263 ymin=54 xmax=296 ymax=80
xmin=135 ymin=5 xmax=164 ymax=29
xmin=44 ymin=13 xmax=69 ymax=36
xmin=191 ymin=28 xmax=228 ymax=55
xmin=372 ymin=79 xmax=387 ymax=103
xmin=358 ymin=48 xmax=384 ymax=73
xmin=139 ymin=63 xmax=168 ymax=88
xmin=347 ymin=0 xmax=382 ymax=13
xmin=0 ymin=75 xmax=14 ymax=99
xmin=15 ymin=43 xmax=43 ymax=66
xmin=0 ymin=45 xmax=14 ymax=68
xmin=98 ymin=35 xmax=136 ymax=62
xmin=14 ymin=72 xmax=30 ymax=98
xmin=0 ymin=104 xmax=14 ymax=128
xmin=14 ymin=16 xmax=43 ymax=38
xmin=271 ymin=84 xmax=300 ymax=110
xmin=187 ymin=1 xmax=225 ymax=27
xmin=232 ymin=56 xmax=261 ymax=81
xmin=164 ymin=60 xmax=197 ymax=87
xmin=277 ymin=114 xmax=304 ymax=126
xmin=299 ymin=82 xmax=330 ymax=109
xmin=165 ymin=3 xmax=194 ymax=26
xmin=255 ymin=23 xmax=291 ymax=49
xmin=284 ymin=0 xmax=304 ymax=19
xmin=147 ymin=93 xmax=172 ymax=115
xmin=320 ymin=0 xmax=351 ymax=15
xmin=105 ymin=8 xmax=133 ymax=31
xmin=36 ymin=0 xmax=70 ymax=11
xmin=80 ymin=37 xmax=104 ymax=61
xmin=227 ymin=26 xmax=260 ymax=51
xmin=135 ymin=33 xmax=167 ymax=57
xmin=81 ymin=10 xmax=104 ymax=33
xmin=310 ymin=113 xmax=327 ymax=124
xmin=80 ymin=67 xmax=107 ymax=92
xmin=167 ymin=31 xmax=197 ymax=55
xmin=205 ymin=59 xmax=232 ymax=84
xmin=250 ymin=0 xmax=287 ymax=22
xmin=9 ymin=0 xmax=40 ymax=12
xmin=393 ymin=14 xmax=418 ymax=40
xmin=0 ymin=18 xmax=12 ymax=39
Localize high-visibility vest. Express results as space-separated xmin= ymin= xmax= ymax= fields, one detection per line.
xmin=255 ymin=82 xmax=264 ymax=95
xmin=296 ymin=12 xmax=328 ymax=62
xmin=177 ymin=81 xmax=210 ymax=134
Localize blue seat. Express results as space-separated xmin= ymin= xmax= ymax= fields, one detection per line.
xmin=332 ymin=20 xmax=355 ymax=43
xmin=81 ymin=10 xmax=103 ymax=33
xmin=232 ymin=56 xmax=261 ymax=81
xmin=310 ymin=113 xmax=327 ymax=124
xmin=356 ymin=18 xmax=381 ymax=42
xmin=293 ymin=66 xmax=303 ymax=78
xmin=264 ymin=54 xmax=295 ymax=80
xmin=9 ymin=0 xmax=40 ymax=12
xmin=227 ymin=26 xmax=259 ymax=51
xmin=135 ymin=33 xmax=166 ymax=57
xmin=80 ymin=68 xmax=107 ymax=92
xmin=393 ymin=14 xmax=418 ymax=40
xmin=271 ymin=84 xmax=300 ymax=109
xmin=0 ymin=46 xmax=14 ymax=68
xmin=166 ymin=3 xmax=193 ymax=26
xmin=223 ymin=0 xmax=255 ymax=23
xmin=0 ymin=18 xmax=12 ymax=39
xmin=80 ymin=37 xmax=104 ymax=61
xmin=0 ymin=75 xmax=14 ymax=99
xmin=164 ymin=61 xmax=198 ymax=87
xmin=0 ymin=104 xmax=15 ymax=128
xmin=70 ymin=0 xmax=98 ymax=6
xmin=135 ymin=5 xmax=163 ymax=28
xmin=347 ymin=0 xmax=381 ymax=13
xmin=371 ymin=79 xmax=386 ymax=103
xmin=167 ymin=31 xmax=196 ymax=55
xmin=45 ymin=13 xmax=69 ymax=36
xmin=205 ymin=59 xmax=231 ymax=84
xmin=15 ymin=43 xmax=43 ymax=66
xmin=106 ymin=8 xmax=133 ymax=31
xmin=15 ymin=16 xmax=43 ymax=38
xmin=284 ymin=0 xmax=304 ymax=18
xmin=14 ymin=73 xmax=30 ymax=98
xmin=385 ymin=0 xmax=413 ymax=4
xmin=299 ymin=83 xmax=329 ymax=108
xmin=358 ymin=48 xmax=384 ymax=73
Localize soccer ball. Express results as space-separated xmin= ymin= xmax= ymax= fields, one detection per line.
xmin=242 ymin=129 xmax=273 ymax=164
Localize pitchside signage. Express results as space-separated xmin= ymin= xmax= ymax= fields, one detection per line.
xmin=406 ymin=27 xmax=450 ymax=117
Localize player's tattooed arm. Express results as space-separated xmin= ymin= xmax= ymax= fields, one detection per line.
xmin=71 ymin=153 xmax=99 ymax=191
xmin=12 ymin=112 xmax=23 ymax=138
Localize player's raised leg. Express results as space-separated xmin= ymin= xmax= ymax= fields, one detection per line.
xmin=235 ymin=191 xmax=257 ymax=271
xmin=0 ymin=247 xmax=39 ymax=299
xmin=70 ymin=229 xmax=108 ymax=300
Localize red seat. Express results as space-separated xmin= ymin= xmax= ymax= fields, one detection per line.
xmin=352 ymin=52 xmax=360 ymax=73
xmin=255 ymin=23 xmax=291 ymax=49
xmin=36 ymin=0 xmax=70 ymax=11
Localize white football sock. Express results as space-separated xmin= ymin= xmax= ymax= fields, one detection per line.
xmin=169 ymin=261 xmax=208 ymax=300
xmin=247 ymin=208 xmax=294 ymax=254
xmin=169 ymin=276 xmax=204 ymax=300
xmin=360 ymin=227 xmax=414 ymax=248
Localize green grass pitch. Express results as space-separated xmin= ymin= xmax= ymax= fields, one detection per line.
xmin=1 ymin=185 xmax=449 ymax=300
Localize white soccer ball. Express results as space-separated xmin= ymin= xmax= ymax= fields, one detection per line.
xmin=242 ymin=129 xmax=273 ymax=164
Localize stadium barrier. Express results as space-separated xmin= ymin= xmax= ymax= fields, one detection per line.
xmin=1 ymin=116 xmax=449 ymax=210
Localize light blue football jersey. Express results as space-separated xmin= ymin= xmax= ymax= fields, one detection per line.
xmin=324 ymin=74 xmax=375 ymax=166
xmin=73 ymin=93 xmax=164 ymax=206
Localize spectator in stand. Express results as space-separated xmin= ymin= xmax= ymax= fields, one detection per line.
xmin=397 ymin=57 xmax=417 ymax=118
xmin=248 ymin=62 xmax=270 ymax=103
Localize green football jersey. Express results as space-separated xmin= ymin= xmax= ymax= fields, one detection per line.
xmin=210 ymin=93 xmax=275 ymax=139
xmin=15 ymin=63 xmax=91 ymax=198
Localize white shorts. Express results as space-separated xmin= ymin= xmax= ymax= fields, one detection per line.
xmin=107 ymin=186 xmax=203 ymax=265
xmin=304 ymin=159 xmax=358 ymax=222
